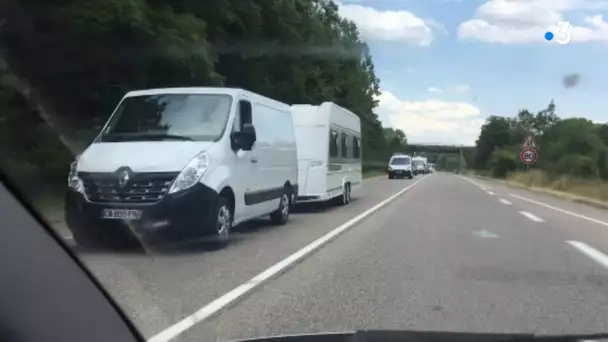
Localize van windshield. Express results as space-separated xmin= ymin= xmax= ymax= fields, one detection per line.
xmin=98 ymin=94 xmax=232 ymax=142
xmin=390 ymin=157 xmax=410 ymax=165
xmin=412 ymin=160 xmax=424 ymax=167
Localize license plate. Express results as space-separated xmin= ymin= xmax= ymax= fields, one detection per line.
xmin=101 ymin=209 xmax=142 ymax=220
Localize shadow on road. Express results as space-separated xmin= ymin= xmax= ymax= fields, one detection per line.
xmin=67 ymin=197 xmax=357 ymax=256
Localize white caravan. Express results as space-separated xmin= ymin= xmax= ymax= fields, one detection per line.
xmin=65 ymin=87 xmax=298 ymax=250
xmin=291 ymin=102 xmax=362 ymax=205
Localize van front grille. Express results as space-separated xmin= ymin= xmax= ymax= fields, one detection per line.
xmin=79 ymin=172 xmax=179 ymax=204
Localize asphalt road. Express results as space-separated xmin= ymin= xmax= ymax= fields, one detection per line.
xmin=69 ymin=173 xmax=608 ymax=342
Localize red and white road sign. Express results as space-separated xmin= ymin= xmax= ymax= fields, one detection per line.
xmin=522 ymin=134 xmax=536 ymax=149
xmin=520 ymin=147 xmax=538 ymax=165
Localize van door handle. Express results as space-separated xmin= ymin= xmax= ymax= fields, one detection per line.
xmin=250 ymin=158 xmax=258 ymax=164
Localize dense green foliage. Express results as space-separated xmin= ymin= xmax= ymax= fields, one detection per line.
xmin=0 ymin=0 xmax=410 ymax=202
xmin=473 ymin=101 xmax=608 ymax=180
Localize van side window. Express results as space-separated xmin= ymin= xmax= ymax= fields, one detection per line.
xmin=340 ymin=132 xmax=348 ymax=157
xmin=329 ymin=129 xmax=339 ymax=157
xmin=353 ymin=136 xmax=360 ymax=158
xmin=233 ymin=100 xmax=252 ymax=131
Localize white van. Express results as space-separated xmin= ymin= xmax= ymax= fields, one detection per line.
xmin=388 ymin=154 xmax=413 ymax=179
xmin=291 ymin=102 xmax=362 ymax=205
xmin=65 ymin=87 xmax=298 ymax=249
xmin=412 ymin=156 xmax=427 ymax=175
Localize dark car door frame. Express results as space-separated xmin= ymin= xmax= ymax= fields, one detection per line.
xmin=0 ymin=173 xmax=144 ymax=342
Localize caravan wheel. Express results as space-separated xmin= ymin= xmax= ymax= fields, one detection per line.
xmin=341 ymin=183 xmax=351 ymax=205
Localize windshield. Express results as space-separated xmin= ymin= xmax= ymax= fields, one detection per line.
xmin=3 ymin=0 xmax=608 ymax=341
xmin=390 ymin=157 xmax=410 ymax=165
xmin=99 ymin=94 xmax=232 ymax=142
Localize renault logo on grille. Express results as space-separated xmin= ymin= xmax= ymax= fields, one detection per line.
xmin=116 ymin=167 xmax=132 ymax=188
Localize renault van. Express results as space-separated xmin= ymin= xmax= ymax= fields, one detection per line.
xmin=65 ymin=87 xmax=298 ymax=250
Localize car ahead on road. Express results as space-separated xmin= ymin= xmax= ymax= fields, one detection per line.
xmin=65 ymin=87 xmax=298 ymax=250
xmin=291 ymin=102 xmax=362 ymax=206
xmin=387 ymin=154 xmax=413 ymax=179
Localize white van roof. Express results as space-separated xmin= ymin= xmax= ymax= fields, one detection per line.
xmin=124 ymin=87 xmax=290 ymax=110
xmin=125 ymin=87 xmax=243 ymax=97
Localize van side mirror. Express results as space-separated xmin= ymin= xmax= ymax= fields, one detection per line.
xmin=231 ymin=123 xmax=257 ymax=151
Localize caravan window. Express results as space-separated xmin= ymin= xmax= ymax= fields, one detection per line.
xmin=344 ymin=133 xmax=354 ymax=159
xmin=329 ymin=129 xmax=339 ymax=157
xmin=340 ymin=132 xmax=348 ymax=158
xmin=353 ymin=136 xmax=360 ymax=158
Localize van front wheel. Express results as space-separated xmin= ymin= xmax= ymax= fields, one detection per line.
xmin=206 ymin=196 xmax=232 ymax=249
xmin=270 ymin=190 xmax=291 ymax=225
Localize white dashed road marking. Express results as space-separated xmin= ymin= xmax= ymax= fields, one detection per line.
xmin=510 ymin=193 xmax=608 ymax=228
xmin=519 ymin=211 xmax=545 ymax=223
xmin=567 ymin=241 xmax=608 ymax=271
xmin=499 ymin=199 xmax=512 ymax=205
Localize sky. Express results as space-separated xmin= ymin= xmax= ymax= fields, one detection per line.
xmin=337 ymin=0 xmax=608 ymax=146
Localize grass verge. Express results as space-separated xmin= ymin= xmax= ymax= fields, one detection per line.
xmin=363 ymin=169 xmax=386 ymax=179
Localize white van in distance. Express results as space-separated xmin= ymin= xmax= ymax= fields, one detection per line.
xmin=65 ymin=87 xmax=298 ymax=250
xmin=412 ymin=156 xmax=427 ymax=175
xmin=291 ymin=102 xmax=362 ymax=205
xmin=388 ymin=154 xmax=413 ymax=179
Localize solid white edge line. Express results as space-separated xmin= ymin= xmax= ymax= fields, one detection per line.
xmin=519 ymin=211 xmax=545 ymax=223
xmin=499 ymin=199 xmax=512 ymax=205
xmin=567 ymin=241 xmax=608 ymax=270
xmin=147 ymin=176 xmax=429 ymax=342
xmin=510 ymin=193 xmax=608 ymax=228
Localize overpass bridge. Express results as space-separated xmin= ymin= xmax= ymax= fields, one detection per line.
xmin=404 ymin=143 xmax=475 ymax=155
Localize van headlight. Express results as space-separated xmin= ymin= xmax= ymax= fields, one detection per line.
xmin=68 ymin=157 xmax=84 ymax=193
xmin=169 ymin=152 xmax=210 ymax=194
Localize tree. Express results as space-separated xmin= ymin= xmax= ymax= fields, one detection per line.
xmin=474 ymin=116 xmax=512 ymax=169
xmin=383 ymin=127 xmax=407 ymax=154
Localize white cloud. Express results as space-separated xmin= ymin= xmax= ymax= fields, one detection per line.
xmin=337 ymin=2 xmax=439 ymax=46
xmin=428 ymin=87 xmax=443 ymax=93
xmin=458 ymin=0 xmax=608 ymax=44
xmin=452 ymin=84 xmax=471 ymax=93
xmin=375 ymin=90 xmax=485 ymax=145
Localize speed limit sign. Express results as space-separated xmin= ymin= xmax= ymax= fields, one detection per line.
xmin=520 ymin=147 xmax=538 ymax=165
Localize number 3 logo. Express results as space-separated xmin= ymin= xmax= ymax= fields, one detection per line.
xmin=555 ymin=21 xmax=572 ymax=45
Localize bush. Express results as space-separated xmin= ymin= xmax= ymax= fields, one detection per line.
xmin=555 ymin=154 xmax=598 ymax=178
xmin=489 ymin=148 xmax=517 ymax=178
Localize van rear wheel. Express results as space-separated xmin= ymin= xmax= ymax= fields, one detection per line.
xmin=270 ymin=189 xmax=291 ymax=225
